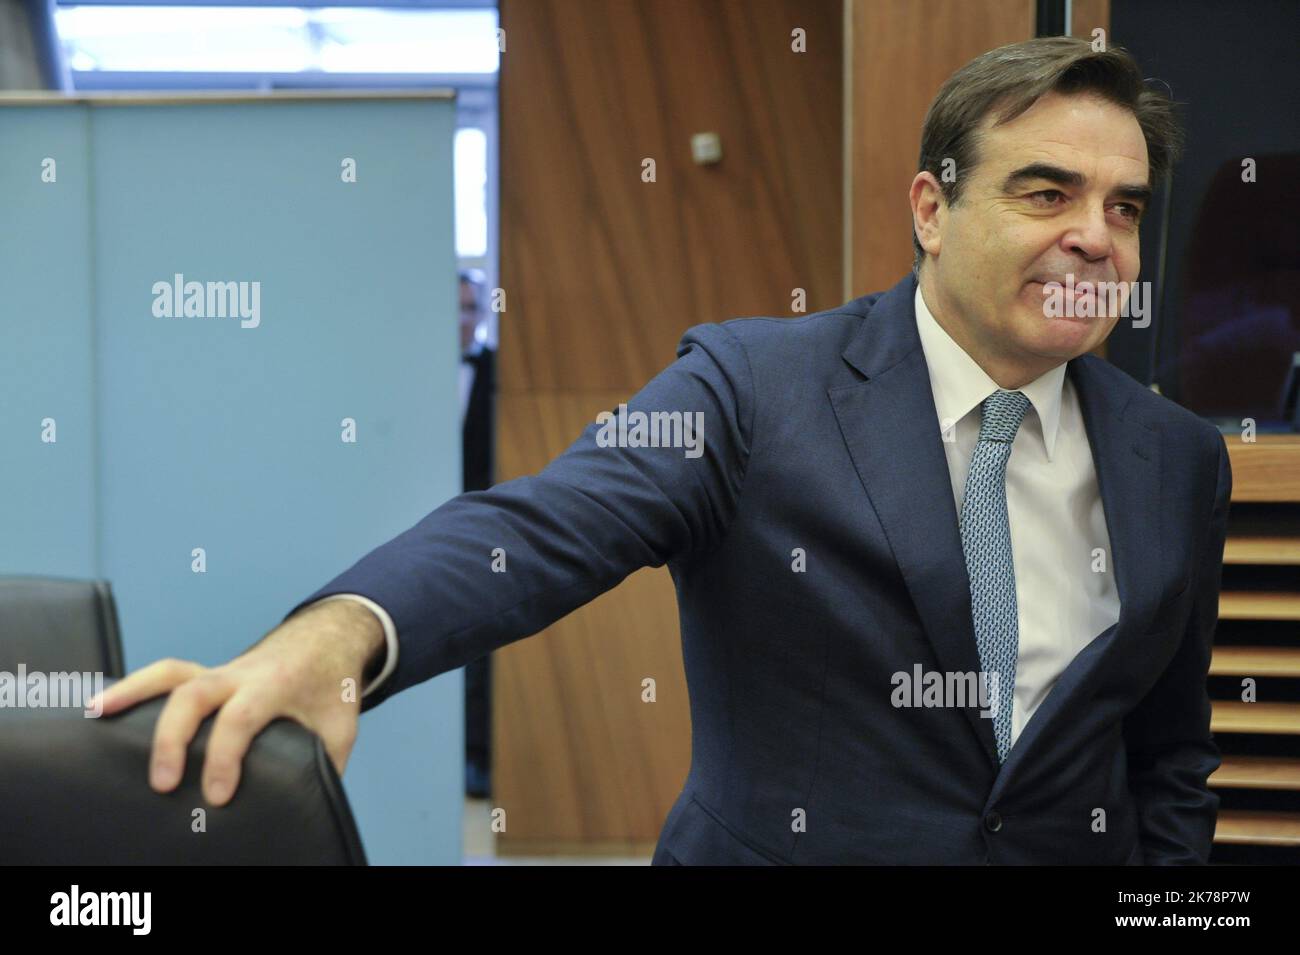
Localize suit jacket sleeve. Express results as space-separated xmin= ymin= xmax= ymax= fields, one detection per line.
xmin=282 ymin=322 xmax=755 ymax=713
xmin=1121 ymin=428 xmax=1232 ymax=864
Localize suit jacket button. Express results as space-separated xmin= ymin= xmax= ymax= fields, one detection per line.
xmin=984 ymin=812 xmax=1002 ymax=832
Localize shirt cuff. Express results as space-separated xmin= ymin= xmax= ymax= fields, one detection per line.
xmin=308 ymin=593 xmax=399 ymax=699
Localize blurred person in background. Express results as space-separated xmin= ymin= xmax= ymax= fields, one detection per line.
xmin=459 ymin=268 xmax=495 ymax=798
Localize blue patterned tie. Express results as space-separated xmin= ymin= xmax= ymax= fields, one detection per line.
xmin=959 ymin=389 xmax=1032 ymax=764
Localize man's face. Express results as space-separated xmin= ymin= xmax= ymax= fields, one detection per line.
xmin=913 ymin=90 xmax=1150 ymax=378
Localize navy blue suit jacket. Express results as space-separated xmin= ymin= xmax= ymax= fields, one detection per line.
xmin=287 ymin=271 xmax=1231 ymax=865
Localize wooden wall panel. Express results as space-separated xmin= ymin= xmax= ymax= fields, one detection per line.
xmin=499 ymin=0 xmax=843 ymax=396
xmin=1070 ymin=0 xmax=1111 ymax=41
xmin=847 ymin=0 xmax=1034 ymax=296
xmin=496 ymin=0 xmax=843 ymax=852
xmin=495 ymin=393 xmax=687 ymax=850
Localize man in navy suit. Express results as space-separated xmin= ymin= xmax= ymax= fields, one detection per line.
xmin=96 ymin=36 xmax=1230 ymax=864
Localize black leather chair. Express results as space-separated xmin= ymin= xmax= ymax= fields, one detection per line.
xmin=0 ymin=576 xmax=126 ymax=677
xmin=0 ymin=577 xmax=367 ymax=864
xmin=0 ymin=679 xmax=369 ymax=864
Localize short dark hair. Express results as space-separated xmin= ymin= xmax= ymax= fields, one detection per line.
xmin=912 ymin=35 xmax=1183 ymax=274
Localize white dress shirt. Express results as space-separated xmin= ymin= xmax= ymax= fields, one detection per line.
xmin=914 ymin=284 xmax=1121 ymax=747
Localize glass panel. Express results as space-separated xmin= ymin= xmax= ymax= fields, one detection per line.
xmin=455 ymin=126 xmax=488 ymax=258
xmin=56 ymin=5 xmax=500 ymax=74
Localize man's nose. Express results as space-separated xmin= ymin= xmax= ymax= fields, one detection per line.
xmin=1062 ymin=201 xmax=1114 ymax=262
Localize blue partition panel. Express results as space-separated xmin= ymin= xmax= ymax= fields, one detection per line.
xmin=0 ymin=105 xmax=97 ymax=578
xmin=0 ymin=96 xmax=462 ymax=865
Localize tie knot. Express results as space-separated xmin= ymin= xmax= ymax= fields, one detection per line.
xmin=979 ymin=389 xmax=1031 ymax=443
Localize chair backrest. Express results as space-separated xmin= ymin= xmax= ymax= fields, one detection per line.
xmin=0 ymin=679 xmax=368 ymax=864
xmin=0 ymin=576 xmax=126 ymax=677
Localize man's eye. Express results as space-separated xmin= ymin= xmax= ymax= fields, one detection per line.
xmin=1114 ymin=203 xmax=1142 ymax=221
xmin=1029 ymin=189 xmax=1065 ymax=205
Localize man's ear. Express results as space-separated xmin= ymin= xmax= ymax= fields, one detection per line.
xmin=909 ymin=171 xmax=945 ymax=259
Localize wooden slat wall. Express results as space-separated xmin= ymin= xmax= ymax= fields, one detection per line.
xmin=495 ymin=0 xmax=843 ymax=853
xmin=1211 ymin=436 xmax=1300 ymax=860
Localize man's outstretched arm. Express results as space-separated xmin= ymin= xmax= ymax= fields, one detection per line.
xmin=94 ymin=321 xmax=755 ymax=801
xmin=282 ymin=321 xmax=755 ymax=713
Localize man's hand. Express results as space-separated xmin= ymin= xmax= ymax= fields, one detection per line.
xmin=87 ymin=599 xmax=386 ymax=807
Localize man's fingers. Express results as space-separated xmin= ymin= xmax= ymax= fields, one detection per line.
xmin=149 ymin=674 xmax=234 ymax=793
xmin=89 ymin=631 xmax=366 ymax=806
xmin=91 ymin=658 xmax=207 ymax=716
xmin=201 ymin=689 xmax=275 ymax=806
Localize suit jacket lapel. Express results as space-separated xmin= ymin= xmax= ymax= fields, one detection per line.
xmin=829 ymin=273 xmax=999 ymax=768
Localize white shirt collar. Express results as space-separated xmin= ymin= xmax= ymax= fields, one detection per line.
xmin=913 ymin=284 xmax=1066 ymax=461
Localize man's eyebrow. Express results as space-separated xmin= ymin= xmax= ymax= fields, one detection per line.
xmin=1112 ymin=182 xmax=1154 ymax=205
xmin=1001 ymin=162 xmax=1152 ymax=204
